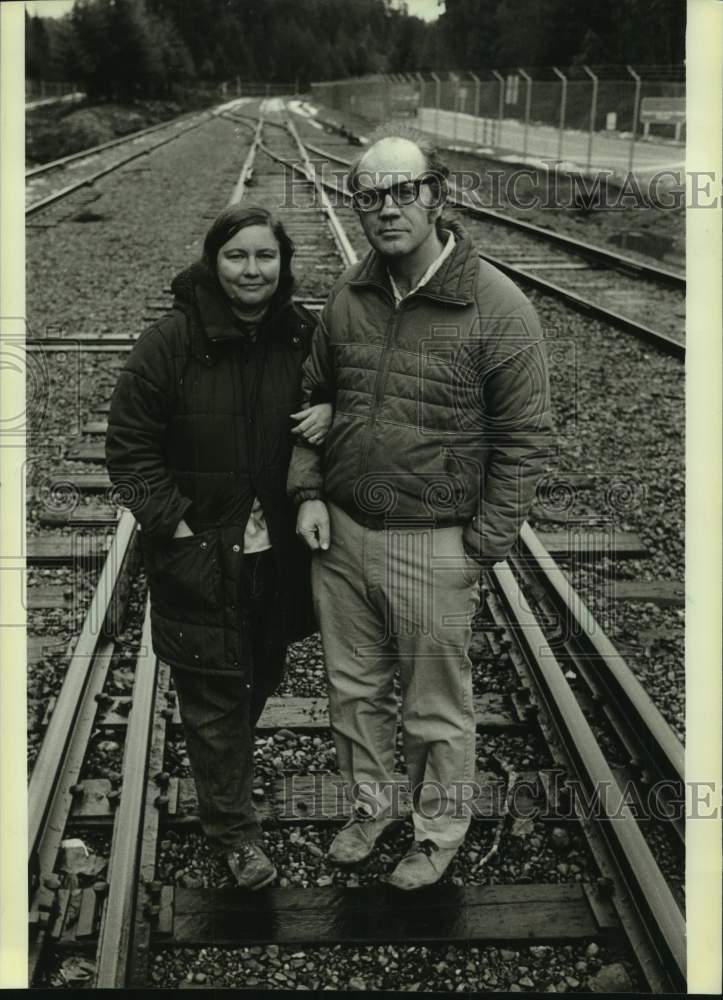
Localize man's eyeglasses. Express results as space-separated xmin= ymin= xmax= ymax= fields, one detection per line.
xmin=350 ymin=173 xmax=445 ymax=214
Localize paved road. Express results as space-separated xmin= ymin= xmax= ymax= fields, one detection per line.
xmin=418 ymin=108 xmax=685 ymax=181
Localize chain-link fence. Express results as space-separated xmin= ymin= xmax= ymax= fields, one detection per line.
xmin=229 ymin=80 xmax=301 ymax=97
xmin=311 ymin=66 xmax=685 ymax=179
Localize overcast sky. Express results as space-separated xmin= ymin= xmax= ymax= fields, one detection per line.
xmin=404 ymin=0 xmax=441 ymax=21
xmin=26 ymin=0 xmax=442 ymax=20
xmin=25 ymin=0 xmax=442 ymax=21
xmin=25 ymin=0 xmax=73 ymax=16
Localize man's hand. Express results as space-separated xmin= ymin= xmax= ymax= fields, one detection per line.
xmin=296 ymin=500 xmax=330 ymax=551
xmin=172 ymin=518 xmax=194 ymax=538
xmin=290 ymin=403 xmax=333 ymax=445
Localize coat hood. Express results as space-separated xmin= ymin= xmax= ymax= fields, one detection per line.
xmin=170 ymin=260 xmax=296 ymax=350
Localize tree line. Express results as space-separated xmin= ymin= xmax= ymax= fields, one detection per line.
xmin=26 ymin=0 xmax=685 ymax=101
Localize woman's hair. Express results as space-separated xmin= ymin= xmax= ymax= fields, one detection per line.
xmin=202 ymin=204 xmax=295 ymax=303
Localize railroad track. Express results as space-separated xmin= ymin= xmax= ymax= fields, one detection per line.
xmin=27 ymin=104 xmax=685 ymax=991
xmin=25 ymin=98 xmax=254 ymax=216
xmin=284 ymin=109 xmax=685 ymax=360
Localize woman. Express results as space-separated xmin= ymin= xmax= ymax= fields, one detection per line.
xmin=106 ymin=205 xmax=330 ymax=889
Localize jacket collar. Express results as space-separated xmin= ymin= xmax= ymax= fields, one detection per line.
xmin=171 ymin=261 xmax=300 ymax=365
xmin=348 ymin=218 xmax=477 ymax=306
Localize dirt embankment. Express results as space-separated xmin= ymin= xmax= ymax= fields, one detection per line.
xmin=26 ymin=97 xmax=211 ymax=167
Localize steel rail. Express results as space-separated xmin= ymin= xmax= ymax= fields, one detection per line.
xmin=473 ymin=247 xmax=684 ymax=358
xmin=228 ymin=115 xmax=263 ymax=205
xmin=298 ymin=139 xmax=684 ymax=290
xmin=518 ymin=522 xmax=685 ymax=781
xmin=126 ymin=663 xmax=174 ymax=987
xmin=263 ymin=128 xmax=685 ymax=358
xmin=447 ymin=188 xmax=684 ymax=289
xmin=26 ymin=113 xmax=214 ymax=216
xmin=92 ymin=116 xmax=264 ymax=986
xmin=488 ymin=563 xmax=686 ymax=992
xmin=28 ymin=509 xmax=136 ymax=865
xmin=266 ymin=132 xmax=686 ymax=988
xmin=30 ymin=107 xmax=684 ymax=988
xmin=27 ymin=124 xmax=262 ymax=356
xmin=95 ymin=599 xmax=159 ymax=986
xmin=269 ymin=150 xmax=686 ymax=359
xmin=270 ymin=126 xmax=686 ymax=785
xmin=283 ymin=118 xmax=358 ymax=268
xmin=219 ymin=110 xmax=262 ymax=134
xmin=27 ymin=638 xmax=116 ymax=981
xmin=28 ymin=510 xmax=137 ymax=979
xmin=293 ymin=102 xmax=681 ymax=300
xmin=26 ymin=113 xmax=207 ymax=179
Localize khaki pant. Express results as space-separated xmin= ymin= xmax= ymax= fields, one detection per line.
xmin=312 ymin=502 xmax=480 ymax=849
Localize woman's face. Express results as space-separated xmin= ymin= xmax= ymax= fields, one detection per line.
xmin=216 ymin=224 xmax=281 ymax=310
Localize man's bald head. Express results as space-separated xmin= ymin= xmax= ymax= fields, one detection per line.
xmin=347 ymin=136 xmax=449 ymax=194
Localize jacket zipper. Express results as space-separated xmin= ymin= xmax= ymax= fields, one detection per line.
xmin=359 ymin=299 xmax=405 ymax=475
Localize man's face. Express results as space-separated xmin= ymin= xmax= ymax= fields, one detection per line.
xmin=352 ymin=140 xmax=443 ymax=259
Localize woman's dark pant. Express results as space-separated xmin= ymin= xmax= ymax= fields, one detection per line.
xmin=170 ymin=549 xmax=285 ymax=852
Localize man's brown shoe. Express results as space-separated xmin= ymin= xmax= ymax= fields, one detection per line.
xmin=328 ymin=806 xmax=401 ymax=865
xmin=387 ymin=839 xmax=458 ymax=890
xmin=225 ymin=842 xmax=276 ymax=889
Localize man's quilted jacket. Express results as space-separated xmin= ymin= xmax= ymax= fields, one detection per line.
xmin=287 ymin=219 xmax=554 ymax=564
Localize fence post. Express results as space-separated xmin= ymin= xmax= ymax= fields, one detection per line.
xmin=491 ymin=69 xmax=504 ymax=146
xmin=626 ymin=64 xmax=642 ymax=175
xmin=470 ymin=72 xmax=481 ymax=145
xmin=431 ymin=72 xmax=441 ymax=137
xmin=552 ymin=66 xmax=567 ymax=162
xmin=450 ymin=72 xmax=459 ymax=142
xmin=582 ymin=65 xmax=598 ymax=172
xmin=416 ymin=73 xmax=425 ymax=120
xmin=519 ymin=68 xmax=532 ymax=163
xmin=414 ymin=72 xmax=424 ymax=122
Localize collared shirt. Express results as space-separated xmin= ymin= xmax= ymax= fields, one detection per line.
xmin=387 ymin=230 xmax=456 ymax=305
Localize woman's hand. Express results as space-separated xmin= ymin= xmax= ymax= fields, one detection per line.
xmin=172 ymin=518 xmax=194 ymax=538
xmin=290 ymin=403 xmax=333 ymax=445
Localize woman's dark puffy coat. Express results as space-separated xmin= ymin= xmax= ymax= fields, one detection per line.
xmin=105 ymin=262 xmax=318 ymax=677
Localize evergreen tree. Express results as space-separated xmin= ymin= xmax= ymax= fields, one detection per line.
xmin=27 ymin=0 xmax=685 ymax=97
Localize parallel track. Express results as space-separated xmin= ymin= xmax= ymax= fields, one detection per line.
xmin=25 ymin=100 xmax=254 ymax=216
xmin=286 ymin=116 xmax=685 ymax=360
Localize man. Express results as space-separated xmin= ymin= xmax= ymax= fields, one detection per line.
xmin=287 ymin=136 xmax=553 ymax=890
